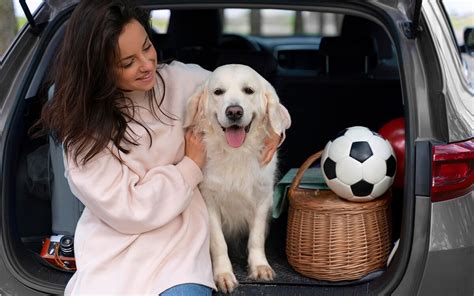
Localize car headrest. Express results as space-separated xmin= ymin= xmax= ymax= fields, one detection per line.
xmin=341 ymin=15 xmax=393 ymax=59
xmin=319 ymin=36 xmax=377 ymax=75
xmin=216 ymin=51 xmax=278 ymax=80
xmin=167 ymin=9 xmax=222 ymax=48
xmin=319 ymin=36 xmax=376 ymax=57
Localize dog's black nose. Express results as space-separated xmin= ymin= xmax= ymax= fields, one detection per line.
xmin=225 ymin=105 xmax=243 ymax=121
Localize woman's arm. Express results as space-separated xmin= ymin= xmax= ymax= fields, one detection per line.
xmin=66 ymin=151 xmax=203 ymax=235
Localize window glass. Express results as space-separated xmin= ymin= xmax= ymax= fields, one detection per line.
xmin=149 ymin=8 xmax=343 ymax=37
xmin=302 ymin=12 xmax=342 ymax=36
xmin=150 ymin=9 xmax=170 ymax=33
xmin=261 ymin=9 xmax=293 ymax=35
xmin=1 ymin=0 xmax=42 ymax=59
xmin=224 ymin=9 xmax=251 ymax=34
xmin=223 ymin=8 xmax=342 ymax=37
xmin=442 ymin=0 xmax=474 ymax=82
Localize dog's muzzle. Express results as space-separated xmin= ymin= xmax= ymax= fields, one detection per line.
xmin=217 ymin=108 xmax=253 ymax=148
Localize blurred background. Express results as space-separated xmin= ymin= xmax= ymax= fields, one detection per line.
xmin=1 ymin=0 xmax=473 ymax=71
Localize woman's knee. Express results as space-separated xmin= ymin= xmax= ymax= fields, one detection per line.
xmin=160 ymin=283 xmax=212 ymax=296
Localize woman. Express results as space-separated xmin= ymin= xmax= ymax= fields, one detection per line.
xmin=34 ymin=0 xmax=288 ymax=295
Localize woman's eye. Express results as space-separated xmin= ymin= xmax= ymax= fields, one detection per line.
xmin=214 ymin=88 xmax=225 ymax=95
xmin=122 ymin=60 xmax=133 ymax=68
xmin=243 ymin=87 xmax=254 ymax=95
xmin=144 ymin=43 xmax=152 ymax=51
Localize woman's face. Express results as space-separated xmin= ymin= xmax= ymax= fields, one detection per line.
xmin=116 ymin=19 xmax=157 ymax=92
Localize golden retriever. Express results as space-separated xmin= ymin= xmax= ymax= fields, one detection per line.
xmin=184 ymin=64 xmax=288 ymax=293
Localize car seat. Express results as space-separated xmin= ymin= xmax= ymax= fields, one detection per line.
xmin=47 ymin=86 xmax=84 ymax=237
xmin=163 ymin=9 xmax=223 ymax=70
xmin=341 ymin=15 xmax=399 ymax=79
xmin=318 ymin=35 xmax=377 ymax=76
xmin=216 ymin=51 xmax=278 ymax=82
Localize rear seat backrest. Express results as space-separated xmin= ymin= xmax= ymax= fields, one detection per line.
xmin=48 ymin=86 xmax=84 ymax=236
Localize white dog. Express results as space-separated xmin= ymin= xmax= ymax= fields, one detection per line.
xmin=184 ymin=64 xmax=289 ymax=293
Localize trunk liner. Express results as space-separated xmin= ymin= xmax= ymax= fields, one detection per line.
xmin=216 ymin=213 xmax=378 ymax=295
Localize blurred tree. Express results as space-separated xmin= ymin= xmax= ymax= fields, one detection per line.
xmin=250 ymin=9 xmax=261 ymax=35
xmin=294 ymin=11 xmax=303 ymax=34
xmin=0 ymin=0 xmax=17 ymax=55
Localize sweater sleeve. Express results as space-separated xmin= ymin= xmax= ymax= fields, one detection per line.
xmin=65 ymin=151 xmax=203 ymax=235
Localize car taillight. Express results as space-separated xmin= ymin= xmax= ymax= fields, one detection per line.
xmin=431 ymin=139 xmax=474 ymax=202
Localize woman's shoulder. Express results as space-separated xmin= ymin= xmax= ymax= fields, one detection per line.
xmin=164 ymin=60 xmax=206 ymax=72
xmin=158 ymin=61 xmax=210 ymax=84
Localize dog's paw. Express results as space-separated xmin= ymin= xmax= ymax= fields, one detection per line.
xmin=248 ymin=265 xmax=276 ymax=281
xmin=215 ymin=272 xmax=239 ymax=293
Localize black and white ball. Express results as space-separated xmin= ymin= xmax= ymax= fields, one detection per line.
xmin=321 ymin=126 xmax=396 ymax=202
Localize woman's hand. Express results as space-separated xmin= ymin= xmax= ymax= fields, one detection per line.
xmin=185 ymin=130 xmax=207 ymax=169
xmin=260 ymin=132 xmax=281 ymax=166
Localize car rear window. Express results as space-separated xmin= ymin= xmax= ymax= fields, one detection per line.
xmin=150 ymin=8 xmax=343 ymax=37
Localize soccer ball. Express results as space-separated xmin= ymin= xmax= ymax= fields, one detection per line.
xmin=321 ymin=126 xmax=396 ymax=202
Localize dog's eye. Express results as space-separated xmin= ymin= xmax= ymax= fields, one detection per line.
xmin=214 ymin=88 xmax=225 ymax=96
xmin=243 ymin=87 xmax=254 ymax=95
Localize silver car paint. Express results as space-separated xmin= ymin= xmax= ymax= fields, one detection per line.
xmin=409 ymin=1 xmax=473 ymax=295
xmin=0 ymin=0 xmax=472 ymax=295
xmin=423 ymin=0 xmax=474 ymax=141
xmin=430 ymin=193 xmax=474 ymax=251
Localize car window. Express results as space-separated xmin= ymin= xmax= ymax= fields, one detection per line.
xmin=441 ymin=0 xmax=474 ymax=84
xmin=223 ymin=8 xmax=342 ymax=37
xmin=150 ymin=9 xmax=170 ymax=33
xmin=0 ymin=0 xmax=42 ymax=60
xmin=149 ymin=8 xmax=342 ymax=37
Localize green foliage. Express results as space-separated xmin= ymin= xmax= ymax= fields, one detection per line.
xmin=451 ymin=16 xmax=474 ymax=30
xmin=151 ymin=19 xmax=168 ymax=33
xmin=17 ymin=16 xmax=26 ymax=30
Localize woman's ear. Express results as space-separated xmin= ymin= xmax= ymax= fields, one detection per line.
xmin=263 ymin=81 xmax=285 ymax=135
xmin=183 ymin=83 xmax=208 ymax=129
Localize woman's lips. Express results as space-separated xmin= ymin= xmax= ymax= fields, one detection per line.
xmin=137 ymin=72 xmax=153 ymax=82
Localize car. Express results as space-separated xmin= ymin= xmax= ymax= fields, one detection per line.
xmin=0 ymin=0 xmax=472 ymax=295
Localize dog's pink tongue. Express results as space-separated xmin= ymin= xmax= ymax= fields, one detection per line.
xmin=225 ymin=127 xmax=246 ymax=148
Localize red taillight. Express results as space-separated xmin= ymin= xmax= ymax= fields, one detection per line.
xmin=432 ymin=139 xmax=474 ymax=202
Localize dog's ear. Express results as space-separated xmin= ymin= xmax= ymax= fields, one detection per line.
xmin=263 ymin=81 xmax=285 ymax=135
xmin=183 ymin=82 xmax=208 ymax=129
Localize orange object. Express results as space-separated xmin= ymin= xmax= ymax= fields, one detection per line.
xmin=40 ymin=236 xmax=76 ymax=271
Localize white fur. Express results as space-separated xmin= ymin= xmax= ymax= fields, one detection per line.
xmin=184 ymin=64 xmax=285 ymax=293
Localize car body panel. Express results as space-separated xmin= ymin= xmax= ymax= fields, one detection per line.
xmin=0 ymin=0 xmax=472 ymax=295
xmin=392 ymin=195 xmax=431 ymax=296
xmin=419 ymin=246 xmax=474 ymax=295
xmin=0 ymin=33 xmax=37 ymax=135
xmin=423 ymin=0 xmax=474 ymax=142
xmin=430 ymin=192 xmax=474 ymax=252
xmin=420 ymin=192 xmax=474 ymax=294
xmin=0 ymin=257 xmax=48 ymax=296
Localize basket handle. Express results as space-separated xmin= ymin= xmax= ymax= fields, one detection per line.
xmin=288 ymin=150 xmax=323 ymax=195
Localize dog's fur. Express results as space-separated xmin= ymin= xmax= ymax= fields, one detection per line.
xmin=184 ymin=64 xmax=288 ymax=293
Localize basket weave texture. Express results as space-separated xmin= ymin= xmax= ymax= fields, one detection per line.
xmin=286 ymin=150 xmax=392 ymax=281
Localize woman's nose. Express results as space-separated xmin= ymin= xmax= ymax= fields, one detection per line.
xmin=139 ymin=56 xmax=154 ymax=72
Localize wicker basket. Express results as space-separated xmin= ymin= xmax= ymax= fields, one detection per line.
xmin=286 ymin=150 xmax=392 ymax=282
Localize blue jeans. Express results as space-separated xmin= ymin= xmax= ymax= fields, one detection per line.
xmin=160 ymin=283 xmax=212 ymax=296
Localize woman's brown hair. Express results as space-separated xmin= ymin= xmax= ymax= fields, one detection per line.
xmin=32 ymin=0 xmax=171 ymax=165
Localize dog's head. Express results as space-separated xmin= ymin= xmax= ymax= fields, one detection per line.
xmin=184 ymin=64 xmax=285 ymax=148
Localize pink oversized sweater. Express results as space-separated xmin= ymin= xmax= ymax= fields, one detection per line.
xmin=64 ymin=61 xmax=215 ymax=295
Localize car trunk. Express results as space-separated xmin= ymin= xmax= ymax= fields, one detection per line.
xmin=3 ymin=3 xmax=409 ymax=295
